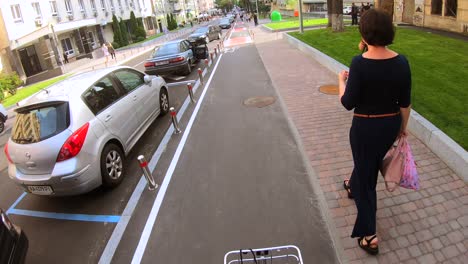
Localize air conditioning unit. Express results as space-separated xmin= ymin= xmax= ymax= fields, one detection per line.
xmin=105 ymin=11 xmax=109 ymax=16
xmin=68 ymin=14 xmax=74 ymax=20
xmin=35 ymin=18 xmax=42 ymax=27
xmin=93 ymin=11 xmax=98 ymax=17
xmin=55 ymin=16 xmax=62 ymax=22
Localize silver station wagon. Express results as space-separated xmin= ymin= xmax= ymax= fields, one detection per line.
xmin=4 ymin=66 xmax=169 ymax=196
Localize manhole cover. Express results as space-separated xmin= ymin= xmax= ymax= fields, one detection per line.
xmin=319 ymin=85 xmax=339 ymax=95
xmin=243 ymin=96 xmax=276 ymax=108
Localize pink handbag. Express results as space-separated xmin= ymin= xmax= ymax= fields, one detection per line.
xmin=381 ymin=138 xmax=405 ymax=192
xmin=381 ymin=135 xmax=420 ymax=192
xmin=400 ymin=137 xmax=420 ymax=190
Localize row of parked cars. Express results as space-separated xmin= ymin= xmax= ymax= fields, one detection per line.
xmin=3 ymin=23 xmax=228 ymax=197
xmin=143 ymin=24 xmax=227 ymax=77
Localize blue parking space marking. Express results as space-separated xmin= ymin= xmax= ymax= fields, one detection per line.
xmin=7 ymin=208 xmax=120 ymax=223
xmin=6 ymin=192 xmax=120 ymax=223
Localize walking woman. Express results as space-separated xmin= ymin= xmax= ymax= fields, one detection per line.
xmin=338 ymin=9 xmax=412 ymax=255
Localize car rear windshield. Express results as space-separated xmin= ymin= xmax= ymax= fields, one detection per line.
xmin=152 ymin=43 xmax=180 ymax=57
xmin=194 ymin=28 xmax=208 ymax=34
xmin=11 ymin=102 xmax=69 ymax=144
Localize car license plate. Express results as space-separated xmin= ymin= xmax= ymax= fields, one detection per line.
xmin=26 ymin=185 xmax=54 ymax=195
xmin=155 ymin=61 xmax=169 ymax=66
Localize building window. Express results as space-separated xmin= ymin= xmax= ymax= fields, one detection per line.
xmin=431 ymin=0 xmax=442 ymax=15
xmin=118 ymin=0 xmax=122 ymax=9
xmin=100 ymin=0 xmax=106 ymax=10
xmin=145 ymin=17 xmax=154 ymax=30
xmin=88 ymin=32 xmax=95 ymax=48
xmin=445 ymin=0 xmax=457 ymax=17
xmin=125 ymin=0 xmax=129 ymax=8
xmin=65 ymin=0 xmax=73 ymax=14
xmin=110 ymin=0 xmax=115 ymax=10
xmin=11 ymin=4 xmax=23 ymax=22
xmin=32 ymin=2 xmax=42 ymax=18
xmin=50 ymin=1 xmax=58 ymax=15
xmin=90 ymin=0 xmax=96 ymax=10
xmin=61 ymin=38 xmax=74 ymax=56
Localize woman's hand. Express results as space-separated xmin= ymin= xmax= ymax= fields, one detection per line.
xmin=339 ymin=70 xmax=349 ymax=83
xmin=398 ymin=129 xmax=408 ymax=138
xmin=359 ymin=40 xmax=367 ymax=52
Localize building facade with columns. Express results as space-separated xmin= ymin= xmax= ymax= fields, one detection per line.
xmin=0 ymin=0 xmax=156 ymax=83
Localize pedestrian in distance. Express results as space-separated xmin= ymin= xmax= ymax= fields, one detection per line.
xmin=106 ymin=42 xmax=116 ymax=60
xmin=338 ymin=9 xmax=412 ymax=256
xmin=63 ymin=52 xmax=69 ymax=64
xmin=351 ymin=3 xmax=359 ymax=25
xmin=101 ymin=44 xmax=109 ymax=63
xmin=253 ymin=13 xmax=258 ymax=26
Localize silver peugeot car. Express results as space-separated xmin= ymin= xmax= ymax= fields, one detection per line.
xmin=4 ymin=66 xmax=169 ymax=196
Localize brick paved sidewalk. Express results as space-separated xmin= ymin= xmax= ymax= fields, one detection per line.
xmin=253 ymin=29 xmax=468 ymax=264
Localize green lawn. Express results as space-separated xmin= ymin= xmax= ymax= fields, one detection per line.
xmin=265 ymin=18 xmax=329 ymax=30
xmin=2 ymin=75 xmax=69 ymax=107
xmin=290 ymin=27 xmax=468 ymax=149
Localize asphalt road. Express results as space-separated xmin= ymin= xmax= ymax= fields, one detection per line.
xmin=0 ymin=29 xmax=227 ymax=264
xmin=108 ymin=22 xmax=338 ymax=264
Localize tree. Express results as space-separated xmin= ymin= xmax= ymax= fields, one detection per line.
xmin=129 ymin=11 xmax=138 ymax=40
xmin=112 ymin=15 xmax=122 ymax=47
xmin=330 ymin=0 xmax=344 ymax=32
xmin=120 ymin=18 xmax=129 ymax=46
xmin=380 ymin=0 xmax=394 ymax=18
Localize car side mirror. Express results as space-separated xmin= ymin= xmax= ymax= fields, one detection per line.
xmin=144 ymin=75 xmax=153 ymax=84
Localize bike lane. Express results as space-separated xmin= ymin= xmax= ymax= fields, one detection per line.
xmin=113 ymin=24 xmax=340 ymax=263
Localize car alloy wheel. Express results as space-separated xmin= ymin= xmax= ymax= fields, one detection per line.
xmin=159 ymin=88 xmax=169 ymax=116
xmin=101 ymin=143 xmax=125 ymax=188
xmin=106 ymin=150 xmax=122 ymax=180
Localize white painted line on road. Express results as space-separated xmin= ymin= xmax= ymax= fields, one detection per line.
xmin=131 ymin=54 xmax=224 ymax=264
xmin=99 ymin=80 xmax=202 ymax=264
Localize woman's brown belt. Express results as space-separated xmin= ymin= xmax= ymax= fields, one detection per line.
xmin=354 ymin=112 xmax=400 ymax=118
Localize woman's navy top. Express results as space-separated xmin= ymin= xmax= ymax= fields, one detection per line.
xmin=341 ymin=54 xmax=412 ymax=115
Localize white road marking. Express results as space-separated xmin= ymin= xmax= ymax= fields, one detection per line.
xmin=131 ymin=54 xmax=224 ymax=264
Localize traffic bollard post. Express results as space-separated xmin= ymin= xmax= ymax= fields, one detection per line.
xmin=187 ymin=83 xmax=196 ymax=104
xmin=137 ymin=155 xmax=158 ymax=190
xmin=210 ymin=53 xmax=213 ymax=61
xmin=204 ymin=59 xmax=209 ymax=66
xmin=214 ymin=48 xmax=218 ymax=56
xmin=198 ymin=68 xmax=203 ymax=84
xmin=170 ymin=107 xmax=182 ymax=134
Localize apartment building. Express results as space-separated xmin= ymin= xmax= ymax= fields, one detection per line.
xmin=393 ymin=0 xmax=468 ymax=34
xmin=0 ymin=0 xmax=155 ymax=83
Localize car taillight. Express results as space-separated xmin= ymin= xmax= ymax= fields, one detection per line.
xmin=57 ymin=122 xmax=89 ymax=162
xmin=144 ymin=61 xmax=155 ymax=67
xmin=169 ymin=57 xmax=185 ymax=63
xmin=4 ymin=142 xmax=13 ymax=164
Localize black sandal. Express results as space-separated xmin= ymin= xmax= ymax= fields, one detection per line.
xmin=343 ymin=180 xmax=353 ymax=199
xmin=358 ymin=235 xmax=379 ymax=255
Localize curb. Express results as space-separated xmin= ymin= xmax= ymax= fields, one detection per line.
xmin=261 ymin=24 xmax=328 ymax=33
xmin=284 ymin=33 xmax=468 ymax=182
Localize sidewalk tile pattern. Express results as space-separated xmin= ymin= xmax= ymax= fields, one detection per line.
xmin=254 ymin=30 xmax=467 ymax=264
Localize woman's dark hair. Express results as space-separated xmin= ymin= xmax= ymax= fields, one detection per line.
xmin=359 ymin=9 xmax=395 ymax=46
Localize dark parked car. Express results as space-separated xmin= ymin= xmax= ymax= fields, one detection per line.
xmin=144 ymin=39 xmax=195 ymax=76
xmin=1 ymin=209 xmax=28 ymax=263
xmin=188 ymin=26 xmax=221 ymax=44
xmin=218 ymin=18 xmax=231 ymax=29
